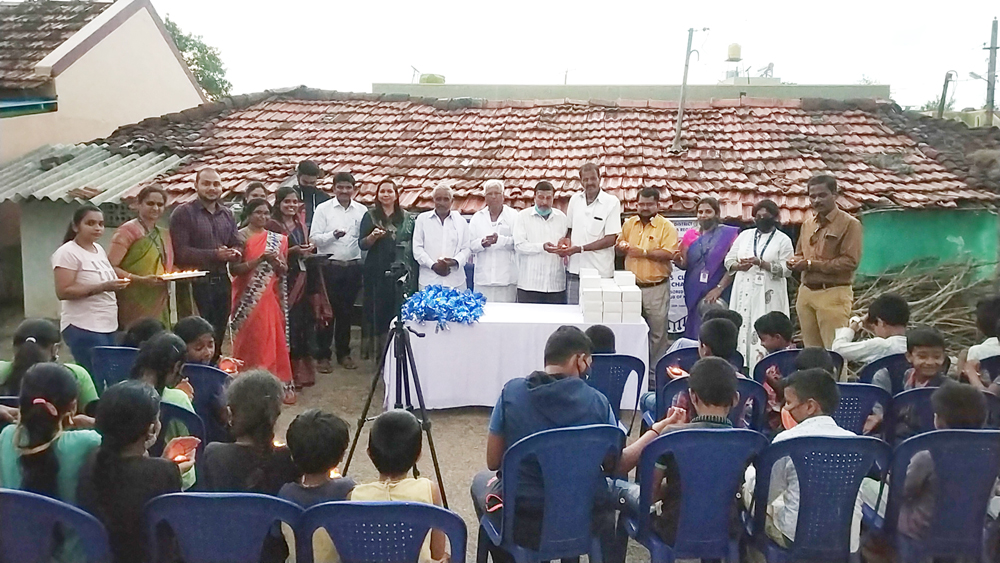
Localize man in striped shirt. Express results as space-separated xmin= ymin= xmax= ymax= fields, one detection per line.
xmin=512 ymin=181 xmax=569 ymax=304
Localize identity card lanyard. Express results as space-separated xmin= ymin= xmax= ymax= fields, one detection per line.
xmin=752 ymin=229 xmax=775 ymax=285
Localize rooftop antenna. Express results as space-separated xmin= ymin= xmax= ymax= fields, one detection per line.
xmin=410 ymin=66 xmax=420 ymax=84
xmin=671 ymin=27 xmax=708 ymax=152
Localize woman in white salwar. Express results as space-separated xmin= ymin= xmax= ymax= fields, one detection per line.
xmin=722 ymin=200 xmax=794 ymax=370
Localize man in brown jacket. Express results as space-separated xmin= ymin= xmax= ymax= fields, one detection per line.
xmin=788 ymin=174 xmax=862 ymax=349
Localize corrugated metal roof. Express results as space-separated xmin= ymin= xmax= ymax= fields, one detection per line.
xmin=0 ymin=143 xmax=186 ymax=204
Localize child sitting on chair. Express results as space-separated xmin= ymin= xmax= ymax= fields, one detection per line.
xmin=174 ymin=316 xmax=217 ymax=366
xmin=754 ymin=311 xmax=796 ymax=429
xmin=960 ymin=296 xmax=1000 ymax=385
xmin=832 ymin=293 xmax=909 ymax=365
xmin=279 ymin=409 xmax=356 ymax=563
xmin=585 ymin=325 xmax=616 ymax=354
xmin=350 ymin=409 xmax=447 ymax=563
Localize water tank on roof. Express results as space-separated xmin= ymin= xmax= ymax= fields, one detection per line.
xmin=727 ymin=43 xmax=742 ymax=62
xmin=419 ymin=74 xmax=445 ymax=84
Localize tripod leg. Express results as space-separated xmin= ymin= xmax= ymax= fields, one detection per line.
xmin=343 ymin=328 xmax=395 ymax=475
xmin=402 ymin=333 xmax=449 ymax=509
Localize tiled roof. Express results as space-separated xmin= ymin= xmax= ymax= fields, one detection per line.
xmin=0 ymin=143 xmax=186 ymax=204
xmin=0 ymin=0 xmax=112 ymax=90
xmin=94 ymin=88 xmax=997 ymax=223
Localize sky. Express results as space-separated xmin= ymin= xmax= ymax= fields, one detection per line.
xmin=151 ymin=0 xmax=998 ymax=111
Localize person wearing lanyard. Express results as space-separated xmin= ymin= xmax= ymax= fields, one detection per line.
xmin=718 ymin=199 xmax=794 ymax=371
xmin=616 ymin=188 xmax=679 ymax=371
xmin=293 ymin=160 xmax=330 ymax=229
xmin=169 ymin=168 xmax=241 ymax=361
xmin=311 ymin=172 xmax=367 ymax=372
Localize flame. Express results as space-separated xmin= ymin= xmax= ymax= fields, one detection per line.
xmin=273 ymin=439 xmax=285 ymax=448
xmin=329 ymin=468 xmax=341 ymax=479
xmin=173 ymin=455 xmax=188 ymax=463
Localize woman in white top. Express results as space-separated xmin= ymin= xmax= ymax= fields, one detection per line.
xmin=720 ymin=200 xmax=794 ymax=370
xmin=51 ymin=205 xmax=130 ymax=375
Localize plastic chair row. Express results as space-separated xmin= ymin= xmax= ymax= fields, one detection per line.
xmin=90 ymin=345 xmax=139 ymax=394
xmin=0 ymin=489 xmax=468 ymax=563
xmin=752 ymin=348 xmax=846 ymax=384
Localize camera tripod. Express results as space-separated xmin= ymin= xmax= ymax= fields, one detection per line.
xmin=342 ymin=269 xmax=448 ymax=507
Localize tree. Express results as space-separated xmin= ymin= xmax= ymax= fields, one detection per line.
xmin=164 ymin=16 xmax=232 ymax=101
xmin=919 ymin=95 xmax=956 ymax=113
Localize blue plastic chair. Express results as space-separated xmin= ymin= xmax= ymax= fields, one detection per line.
xmin=752 ymin=349 xmax=801 ymax=384
xmin=983 ymin=390 xmax=1000 ymax=429
xmin=620 ymin=428 xmax=768 ymax=563
xmin=0 ymin=488 xmax=111 ymax=563
xmin=145 ymin=492 xmax=302 ymax=563
xmin=478 ymin=424 xmax=625 ymax=563
xmin=0 ymin=396 xmax=17 ymax=408
xmin=977 ymin=354 xmax=1000 ymax=382
xmin=182 ymin=363 xmax=231 ymax=443
xmin=857 ymin=354 xmax=911 ymax=395
xmin=875 ymin=430 xmax=1000 ymax=562
xmin=589 ymin=354 xmax=645 ymax=422
xmin=150 ymin=402 xmax=207 ymax=458
xmin=647 ymin=376 xmax=768 ymax=431
xmin=888 ymin=387 xmax=937 ymax=444
xmin=747 ymin=435 xmax=891 ymax=562
xmin=832 ymin=383 xmax=892 ymax=436
xmin=298 ymin=501 xmax=467 ymax=563
xmin=90 ymin=346 xmax=139 ymax=394
xmin=830 ymin=351 xmax=846 ymax=375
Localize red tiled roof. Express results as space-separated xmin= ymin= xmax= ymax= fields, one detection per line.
xmin=0 ymin=0 xmax=112 ymax=90
xmin=106 ymin=88 xmax=997 ymax=224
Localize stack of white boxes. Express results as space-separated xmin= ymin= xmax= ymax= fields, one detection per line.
xmin=579 ymin=268 xmax=643 ymax=324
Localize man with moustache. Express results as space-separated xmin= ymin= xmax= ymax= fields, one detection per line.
xmin=513 ymin=181 xmax=569 ymax=304
xmin=559 ymin=162 xmax=622 ymax=304
xmin=412 ymin=184 xmax=471 ymax=290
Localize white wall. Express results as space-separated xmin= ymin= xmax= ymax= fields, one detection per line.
xmin=0 ymin=7 xmax=204 ymax=162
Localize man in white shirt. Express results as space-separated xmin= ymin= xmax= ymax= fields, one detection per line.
xmin=469 ymin=180 xmax=518 ymax=302
xmin=513 ymin=181 xmax=569 ymax=304
xmin=743 ymin=368 xmax=864 ymax=553
xmin=412 ymin=185 xmax=471 ymax=290
xmin=311 ymin=171 xmax=367 ymax=371
xmin=558 ymin=162 xmax=622 ymax=304
xmin=831 ymin=293 xmax=909 ymax=365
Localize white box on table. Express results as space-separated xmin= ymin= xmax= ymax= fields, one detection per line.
xmin=623 ymin=312 xmax=644 ymax=323
xmin=603 ymin=300 xmax=623 ymax=313
xmin=613 ymin=271 xmax=636 ymax=286
xmin=581 ymin=288 xmax=603 ymax=303
xmin=602 ymin=286 xmax=622 ymax=302
xmin=583 ymin=300 xmax=603 ymax=313
xmin=580 ymin=268 xmax=599 ymax=277
xmin=623 ymin=301 xmax=642 ymax=315
xmin=583 ymin=310 xmax=603 ymax=323
xmin=621 ymin=286 xmax=642 ymax=302
xmin=602 ymin=311 xmax=623 ymax=323
xmin=580 ymin=276 xmax=602 ymax=289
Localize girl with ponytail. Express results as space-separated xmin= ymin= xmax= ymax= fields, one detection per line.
xmin=77 ymin=381 xmax=186 ymax=563
xmin=0 ymin=319 xmax=100 ymax=417
xmin=0 ymin=363 xmax=100 ymax=503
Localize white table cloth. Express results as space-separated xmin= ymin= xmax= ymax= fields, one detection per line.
xmin=384 ymin=303 xmax=649 ymax=411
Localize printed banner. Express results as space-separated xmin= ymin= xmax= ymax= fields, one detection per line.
xmin=668 ymin=217 xmax=696 ymax=334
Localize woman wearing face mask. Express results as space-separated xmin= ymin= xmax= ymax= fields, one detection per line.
xmin=720 ymin=199 xmax=794 ymax=370
xmin=108 ymin=184 xmax=174 ymax=328
xmin=674 ymin=197 xmax=740 ymax=340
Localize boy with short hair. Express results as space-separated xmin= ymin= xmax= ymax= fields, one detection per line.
xmin=755 ymin=311 xmax=795 ymax=357
xmin=585 ymin=324 xmax=617 ymax=354
xmin=832 ymin=293 xmax=909 ymax=365
xmin=794 ymin=347 xmax=837 ymax=375
xmin=666 ymin=308 xmax=743 ymax=354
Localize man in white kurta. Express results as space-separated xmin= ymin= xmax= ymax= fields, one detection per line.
xmin=722 ymin=200 xmax=794 ymax=370
xmin=560 ymin=163 xmax=622 ymax=304
xmin=513 ymin=181 xmax=569 ymax=304
xmin=469 ymin=180 xmax=518 ymax=302
xmin=412 ymin=185 xmax=471 ymax=289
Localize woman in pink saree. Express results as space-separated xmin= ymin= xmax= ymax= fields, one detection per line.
xmin=230 ymin=198 xmax=295 ymax=404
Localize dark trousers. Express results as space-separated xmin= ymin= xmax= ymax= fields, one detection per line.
xmin=61 ymin=325 xmax=116 ymax=377
xmin=191 ymin=276 xmax=231 ymax=362
xmin=288 ymin=296 xmax=313 ymax=360
xmin=516 ymin=289 xmax=567 ymax=305
xmin=318 ymin=262 xmax=362 ymax=361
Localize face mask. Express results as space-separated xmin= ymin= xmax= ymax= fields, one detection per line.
xmin=755 ymin=217 xmax=778 ymax=232
xmin=578 ymin=356 xmax=592 ymax=379
xmin=535 ymin=206 xmax=552 ymax=217
xmin=781 ymin=406 xmax=799 ymax=430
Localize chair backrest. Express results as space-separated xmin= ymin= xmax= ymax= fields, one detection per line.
xmin=0 ymin=488 xmax=111 ymax=563
xmin=298 ymin=501 xmax=467 ymax=563
xmin=983 ymin=391 xmax=1000 ymax=429
xmin=751 ymin=349 xmax=801 ymax=384
xmin=857 ymin=353 xmax=911 ymax=394
xmin=588 ymin=354 xmax=645 ymax=421
xmin=977 ymin=355 xmax=1000 ymax=382
xmin=883 ymin=429 xmax=1000 ymax=560
xmin=145 ymin=492 xmax=302 ymax=563
xmin=150 ymin=402 xmax=207 ymax=458
xmin=90 ymin=346 xmax=139 ymax=394
xmin=889 ymin=387 xmax=937 ymax=443
xmin=500 ymin=424 xmax=624 ymax=561
xmin=830 ymin=350 xmax=845 ymax=375
xmin=731 ymin=351 xmax=746 ymax=373
xmin=655 ymin=376 xmax=768 ymax=431
xmin=182 ymin=363 xmax=230 ymax=443
xmin=751 ymin=435 xmax=890 ymax=561
xmin=833 ymin=383 xmax=892 ymax=435
xmin=634 ymin=429 xmax=768 ymax=559
xmin=0 ymin=396 xmax=17 ymax=408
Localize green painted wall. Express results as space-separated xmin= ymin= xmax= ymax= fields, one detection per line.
xmin=858 ymin=208 xmax=998 ymax=276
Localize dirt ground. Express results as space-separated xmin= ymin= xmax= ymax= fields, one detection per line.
xmin=0 ymin=305 xmax=650 ymax=562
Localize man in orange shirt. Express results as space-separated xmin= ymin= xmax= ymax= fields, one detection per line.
xmin=788 ymin=174 xmax=863 ymax=351
xmin=617 ymin=188 xmax=679 ymax=370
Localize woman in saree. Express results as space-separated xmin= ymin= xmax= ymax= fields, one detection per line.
xmin=266 ymin=186 xmax=318 ymax=389
xmin=109 ymin=184 xmax=173 ymax=328
xmin=230 ymin=198 xmax=295 ymax=404
xmin=359 ymin=179 xmax=416 ymax=359
xmin=674 ymin=196 xmax=740 ymax=339
xmin=720 ymin=199 xmax=794 ymax=370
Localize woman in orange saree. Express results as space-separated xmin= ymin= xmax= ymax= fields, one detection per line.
xmin=230 ymin=198 xmax=295 ymax=404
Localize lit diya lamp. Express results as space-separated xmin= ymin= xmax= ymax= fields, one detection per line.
xmin=667 ymin=366 xmax=688 ymax=380
xmin=173 ymin=454 xmax=189 ymax=464
xmin=329 ymin=468 xmax=342 ymax=479
xmin=218 ymin=356 xmax=244 ymax=375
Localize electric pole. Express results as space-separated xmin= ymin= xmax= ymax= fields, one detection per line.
xmin=672 ymin=28 xmax=696 ymax=152
xmin=987 ymin=18 xmax=997 ymax=126
xmin=938 ymin=71 xmax=956 ymax=118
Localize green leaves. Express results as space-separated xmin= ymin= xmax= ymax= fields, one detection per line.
xmin=165 ymin=16 xmax=233 ymax=101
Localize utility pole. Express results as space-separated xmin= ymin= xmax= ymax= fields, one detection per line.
xmin=938 ymin=71 xmax=956 ymax=118
xmin=986 ymin=18 xmax=997 ymax=126
xmin=672 ymin=28 xmax=696 ymax=152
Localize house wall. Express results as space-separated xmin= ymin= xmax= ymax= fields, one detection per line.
xmin=0 ymin=7 xmax=203 ymax=163
xmin=858 ymin=208 xmax=998 ymax=277
xmin=20 ymin=200 xmax=115 ymax=320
